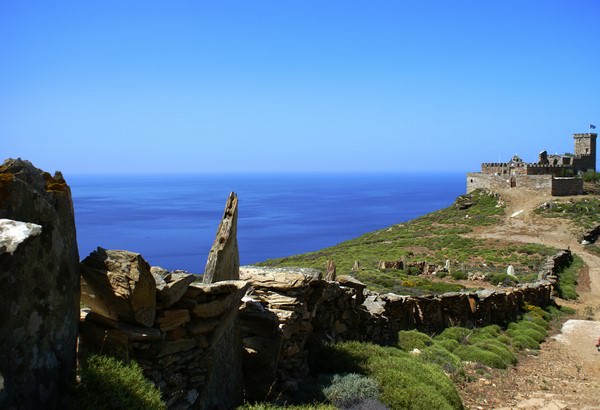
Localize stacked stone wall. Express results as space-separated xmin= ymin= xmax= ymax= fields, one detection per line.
xmin=481 ymin=163 xmax=509 ymax=174
xmin=79 ymin=250 xmax=249 ymax=410
xmin=467 ymin=173 xmax=553 ymax=193
xmin=525 ymin=164 xmax=572 ymax=176
xmin=551 ymin=177 xmax=584 ymax=196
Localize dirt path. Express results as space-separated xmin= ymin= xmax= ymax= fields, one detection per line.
xmin=459 ymin=189 xmax=600 ymax=410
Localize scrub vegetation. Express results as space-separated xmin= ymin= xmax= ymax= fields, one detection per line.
xmin=260 ymin=190 xmax=557 ymax=294
xmin=535 ymin=197 xmax=600 ymax=231
xmin=241 ymin=304 xmax=570 ymax=410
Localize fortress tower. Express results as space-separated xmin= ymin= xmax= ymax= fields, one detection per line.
xmin=573 ymin=133 xmax=597 ymax=172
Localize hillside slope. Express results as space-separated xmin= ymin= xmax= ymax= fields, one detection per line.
xmin=460 ymin=188 xmax=600 ymax=409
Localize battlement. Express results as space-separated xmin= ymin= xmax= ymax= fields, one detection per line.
xmin=469 ymin=129 xmax=595 ymax=195
xmin=481 ymin=162 xmax=510 ymax=167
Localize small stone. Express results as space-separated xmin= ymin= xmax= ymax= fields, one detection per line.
xmin=156 ymin=309 xmax=191 ymax=332
xmin=158 ymin=273 xmax=196 ymax=308
xmin=192 ymin=295 xmax=234 ymax=318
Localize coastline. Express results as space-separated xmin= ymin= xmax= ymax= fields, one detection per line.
xmin=69 ymin=172 xmax=466 ymax=271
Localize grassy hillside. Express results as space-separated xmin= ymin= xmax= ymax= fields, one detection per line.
xmin=535 ymin=195 xmax=600 ymax=256
xmin=259 ymin=190 xmax=556 ymax=294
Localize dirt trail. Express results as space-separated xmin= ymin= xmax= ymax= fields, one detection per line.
xmin=459 ymin=189 xmax=600 ymax=410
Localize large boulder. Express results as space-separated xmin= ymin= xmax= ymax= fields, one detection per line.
xmin=80 ymin=248 xmax=157 ymax=327
xmin=0 ymin=159 xmax=80 ymax=409
xmin=203 ymin=192 xmax=240 ymax=283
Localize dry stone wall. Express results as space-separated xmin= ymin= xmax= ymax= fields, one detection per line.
xmin=79 ymin=250 xmax=249 ymax=409
xmin=0 ymin=159 xmax=80 ymax=410
xmin=551 ymin=177 xmax=584 ymax=196
xmin=79 ymin=249 xmax=569 ymax=408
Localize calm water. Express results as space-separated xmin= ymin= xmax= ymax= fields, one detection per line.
xmin=69 ymin=173 xmax=466 ymax=272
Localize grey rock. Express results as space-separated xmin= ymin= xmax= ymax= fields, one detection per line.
xmin=158 ymin=272 xmax=196 ymax=308
xmin=0 ymin=158 xmax=80 ymax=409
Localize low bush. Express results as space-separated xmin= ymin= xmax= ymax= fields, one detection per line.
xmin=397 ymin=330 xmax=434 ymax=351
xmin=521 ymin=313 xmax=549 ymax=330
xmin=485 ymin=272 xmax=517 ymax=286
xmin=75 ymin=355 xmax=165 ymax=410
xmin=510 ymin=334 xmax=540 ymax=350
xmin=507 ymin=321 xmax=547 ymax=343
xmin=453 ymin=345 xmax=508 ymax=369
xmin=435 ymin=327 xmax=473 ymax=344
xmin=238 ymin=404 xmax=335 ymax=410
xmin=344 ymin=398 xmax=389 ymax=410
xmin=555 ymin=255 xmax=583 ymax=300
xmin=582 ymin=170 xmax=600 ymax=183
xmin=434 ymin=338 xmax=460 ymax=352
xmin=450 ymin=270 xmax=468 ymax=280
xmin=419 ymin=344 xmax=465 ymax=379
xmin=322 ymin=373 xmax=380 ymax=408
xmin=472 ymin=341 xmax=516 ymax=365
xmin=316 ymin=342 xmax=464 ymax=410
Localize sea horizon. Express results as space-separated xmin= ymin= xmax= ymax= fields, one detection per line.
xmin=69 ymin=171 xmax=468 ymax=272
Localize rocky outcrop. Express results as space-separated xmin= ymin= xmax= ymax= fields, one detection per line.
xmin=79 ymin=249 xmax=248 ymax=410
xmin=581 ymin=224 xmax=600 ymax=245
xmin=81 ymin=248 xmax=157 ymax=327
xmin=203 ymin=192 xmax=240 ymax=284
xmin=0 ymin=159 xmax=80 ymax=409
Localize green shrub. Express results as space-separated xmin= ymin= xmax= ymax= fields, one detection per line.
xmin=524 ymin=304 xmax=552 ymax=321
xmin=322 ymin=373 xmax=380 ymax=408
xmin=419 ymin=345 xmax=464 ymax=379
xmin=435 ymin=327 xmax=473 ymax=344
xmin=521 ymin=313 xmax=549 ymax=329
xmin=468 ymin=325 xmax=502 ymax=344
xmin=320 ymin=342 xmax=464 ymax=409
xmin=453 ymin=345 xmax=507 ymax=369
xmin=507 ymin=321 xmax=547 ymax=343
xmin=582 ymin=170 xmax=600 ymax=183
xmin=237 ymin=404 xmax=335 ymax=409
xmin=555 ymin=255 xmax=583 ymax=300
xmin=451 ymin=271 xmax=468 ymax=280
xmin=398 ymin=330 xmax=434 ymax=351
xmin=485 ymin=272 xmax=517 ymax=286
xmin=76 ymin=355 xmax=165 ymax=410
xmin=434 ymin=339 xmax=460 ymax=352
xmin=472 ymin=341 xmax=516 ymax=365
xmin=510 ymin=334 xmax=540 ymax=350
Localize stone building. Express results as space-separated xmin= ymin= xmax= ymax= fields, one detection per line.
xmin=467 ymin=132 xmax=596 ymax=196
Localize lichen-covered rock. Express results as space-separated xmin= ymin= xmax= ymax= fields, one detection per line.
xmin=203 ymin=192 xmax=240 ymax=283
xmin=0 ymin=219 xmax=42 ymax=254
xmin=80 ymin=248 xmax=157 ymax=327
xmin=0 ymin=158 xmax=80 ymax=409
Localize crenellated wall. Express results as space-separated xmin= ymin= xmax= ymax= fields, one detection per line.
xmin=467 ymin=173 xmax=582 ymax=196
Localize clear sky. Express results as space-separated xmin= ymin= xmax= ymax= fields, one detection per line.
xmin=1 ymin=1 xmax=599 ymax=174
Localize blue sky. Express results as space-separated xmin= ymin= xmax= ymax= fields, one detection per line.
xmin=1 ymin=1 xmax=599 ymax=174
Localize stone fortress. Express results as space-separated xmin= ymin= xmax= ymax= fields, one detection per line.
xmin=467 ymin=132 xmax=597 ymax=196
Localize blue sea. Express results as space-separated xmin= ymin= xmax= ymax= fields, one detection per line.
xmin=69 ymin=173 xmax=466 ymax=273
